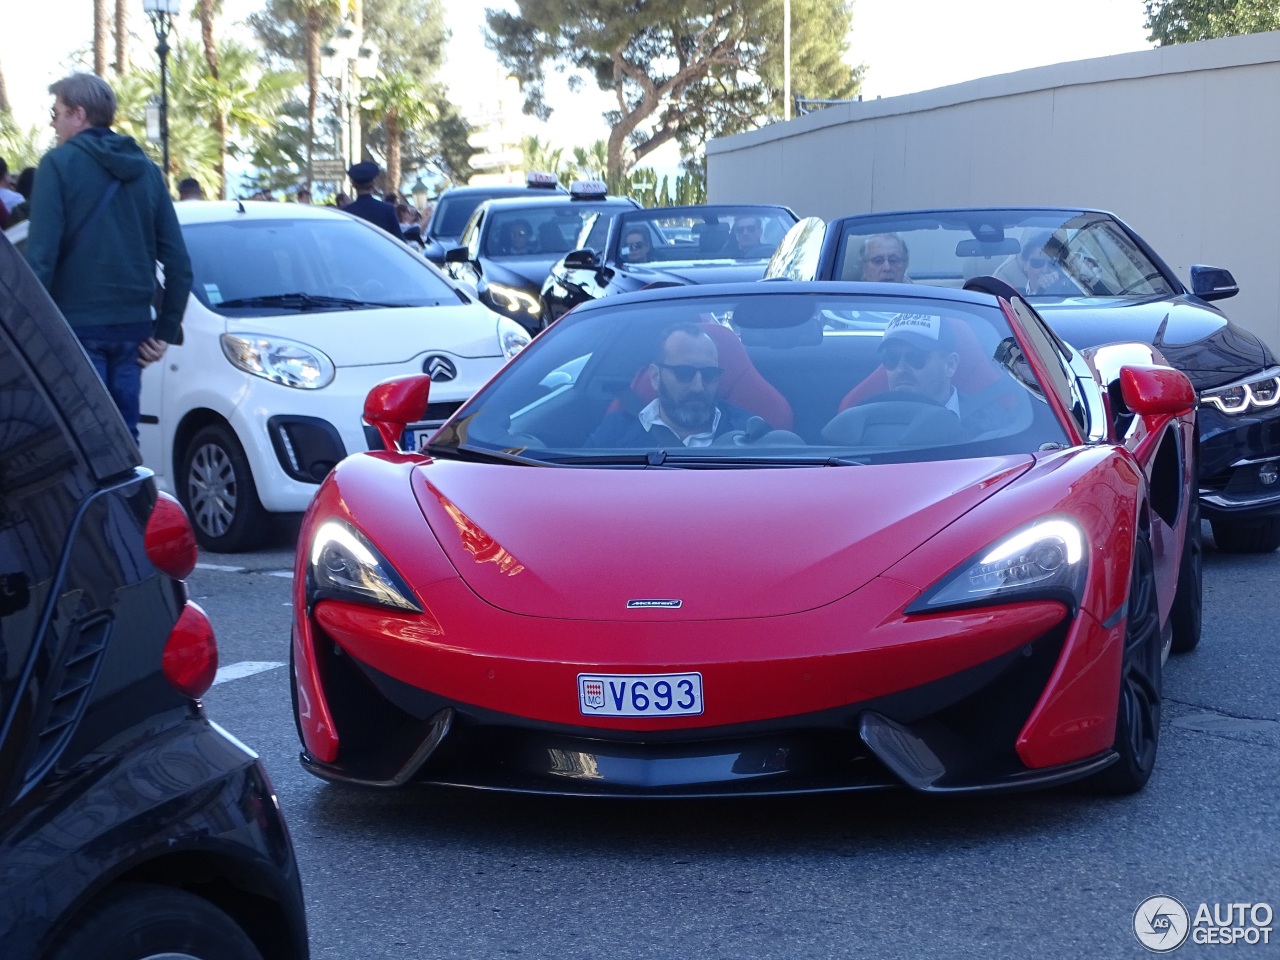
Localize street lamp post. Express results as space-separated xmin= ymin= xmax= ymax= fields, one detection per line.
xmin=321 ymin=18 xmax=379 ymax=175
xmin=142 ymin=0 xmax=181 ymax=187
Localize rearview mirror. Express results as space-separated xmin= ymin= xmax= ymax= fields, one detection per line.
xmin=364 ymin=374 xmax=432 ymax=452
xmin=1118 ymin=364 xmax=1195 ymax=417
xmin=562 ymin=248 xmax=600 ymax=270
xmin=1190 ymin=265 xmax=1238 ymax=302
xmin=444 ymin=246 xmax=471 ymax=264
xmin=955 ymin=237 xmax=1020 ymax=257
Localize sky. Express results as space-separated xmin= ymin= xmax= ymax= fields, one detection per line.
xmin=2 ymin=0 xmax=1154 ymax=166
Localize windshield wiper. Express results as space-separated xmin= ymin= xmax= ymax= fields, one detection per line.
xmin=217 ymin=292 xmax=407 ymax=311
xmin=658 ymin=454 xmax=865 ymax=467
xmin=425 ymin=443 xmax=548 ymax=466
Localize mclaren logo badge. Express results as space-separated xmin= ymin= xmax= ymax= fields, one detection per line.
xmin=627 ymin=599 xmax=682 ymax=609
xmin=424 ymin=355 xmax=457 ymax=382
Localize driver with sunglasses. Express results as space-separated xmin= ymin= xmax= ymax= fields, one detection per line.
xmin=587 ymin=323 xmax=761 ymax=447
xmin=1018 ymin=231 xmax=1079 ymax=296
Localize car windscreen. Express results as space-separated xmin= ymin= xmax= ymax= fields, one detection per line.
xmin=483 ymin=204 xmax=625 ymax=260
xmin=832 ymin=211 xmax=1178 ymax=300
xmin=183 ymin=217 xmax=460 ymax=314
xmin=430 ymin=290 xmax=1071 ymax=468
xmin=432 ymin=193 xmax=507 ymax=239
xmin=615 ymin=206 xmax=797 ymax=264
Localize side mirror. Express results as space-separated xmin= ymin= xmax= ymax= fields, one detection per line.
xmin=444 ymin=246 xmax=471 ymax=264
xmin=562 ymin=248 xmax=600 ymax=270
xmin=1190 ymin=265 xmax=1239 ymax=302
xmin=1118 ymin=364 xmax=1195 ymax=417
xmin=364 ymin=374 xmax=432 ymax=452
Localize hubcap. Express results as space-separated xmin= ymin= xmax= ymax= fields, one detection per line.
xmin=187 ymin=441 xmax=238 ymax=538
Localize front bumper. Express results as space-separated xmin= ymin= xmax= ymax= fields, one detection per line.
xmin=1197 ymin=404 xmax=1280 ymax=521
xmin=298 ymin=614 xmax=1116 ymax=798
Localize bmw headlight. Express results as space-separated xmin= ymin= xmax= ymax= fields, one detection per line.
xmin=220 ymin=333 xmax=335 ymax=389
xmin=486 ymin=282 xmax=542 ymax=319
xmin=497 ymin=316 xmax=531 ymax=359
xmin=1200 ymin=367 xmax=1280 ymax=414
xmin=907 ymin=518 xmax=1087 ymax=614
xmin=307 ymin=520 xmax=421 ymax=612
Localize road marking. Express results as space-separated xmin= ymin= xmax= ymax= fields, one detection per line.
xmin=267 ymin=570 xmax=295 ymax=579
xmin=212 ymin=661 xmax=286 ymax=685
xmin=196 ymin=562 xmax=246 ymax=573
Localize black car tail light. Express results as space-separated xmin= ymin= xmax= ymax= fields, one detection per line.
xmin=145 ymin=491 xmax=198 ymax=580
xmin=163 ymin=602 xmax=218 ymax=698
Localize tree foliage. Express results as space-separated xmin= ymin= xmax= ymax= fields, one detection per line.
xmin=486 ymin=0 xmax=861 ymax=185
xmin=1143 ymin=0 xmax=1280 ymax=44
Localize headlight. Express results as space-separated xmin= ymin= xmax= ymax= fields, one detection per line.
xmin=307 ymin=520 xmax=421 ymax=612
xmin=220 ymin=333 xmax=335 ymax=389
xmin=907 ymin=518 xmax=1087 ymax=614
xmin=486 ymin=282 xmax=542 ymax=318
xmin=1200 ymin=367 xmax=1280 ymax=414
xmin=497 ymin=316 xmax=531 ymax=359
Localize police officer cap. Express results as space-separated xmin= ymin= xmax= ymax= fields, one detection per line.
xmin=348 ymin=161 xmax=380 ymax=184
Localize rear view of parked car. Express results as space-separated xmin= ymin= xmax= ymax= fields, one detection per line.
xmin=0 ymin=237 xmax=308 ymax=960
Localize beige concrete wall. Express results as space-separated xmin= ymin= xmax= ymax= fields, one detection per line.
xmin=708 ymin=31 xmax=1280 ymax=349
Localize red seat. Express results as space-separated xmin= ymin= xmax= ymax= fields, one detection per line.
xmin=838 ymin=316 xmax=1001 ymax=412
xmin=623 ymin=322 xmax=794 ymax=430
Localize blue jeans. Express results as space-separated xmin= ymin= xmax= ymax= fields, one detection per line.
xmin=79 ymin=338 xmax=143 ymax=443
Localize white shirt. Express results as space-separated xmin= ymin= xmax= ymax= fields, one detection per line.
xmin=638 ymin=399 xmax=722 ymax=447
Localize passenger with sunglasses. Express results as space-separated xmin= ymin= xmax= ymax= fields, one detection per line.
xmin=587 ymin=323 xmax=761 ymax=447
xmin=1018 ymin=231 xmax=1079 ymax=296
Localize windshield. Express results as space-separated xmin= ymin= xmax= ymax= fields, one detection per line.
xmin=183 ymin=217 xmax=459 ymax=315
xmin=615 ymin=206 xmax=796 ymax=264
xmin=483 ymin=203 xmax=624 ymax=259
xmin=831 ymin=211 xmax=1178 ymax=300
xmin=430 ymin=290 xmax=1072 ymax=468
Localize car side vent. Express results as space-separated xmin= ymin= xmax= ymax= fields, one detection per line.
xmin=24 ymin=616 xmax=112 ymax=788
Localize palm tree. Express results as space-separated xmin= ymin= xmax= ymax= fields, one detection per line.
xmin=111 ymin=69 xmax=221 ymax=191
xmin=115 ymin=0 xmax=129 ymax=74
xmin=362 ymin=72 xmax=435 ymax=193
xmin=571 ymin=141 xmax=609 ymax=182
xmin=0 ymin=57 xmax=10 ymax=113
xmin=94 ymin=0 xmax=110 ymax=75
xmin=197 ymin=0 xmax=220 ymax=78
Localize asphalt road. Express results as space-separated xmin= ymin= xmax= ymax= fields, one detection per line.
xmin=195 ymin=524 xmax=1279 ymax=960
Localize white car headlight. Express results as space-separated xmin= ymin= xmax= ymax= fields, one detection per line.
xmin=497 ymin=316 xmax=531 ymax=359
xmin=220 ymin=333 xmax=335 ymax=389
xmin=307 ymin=520 xmax=420 ymax=612
xmin=907 ymin=518 xmax=1087 ymax=614
xmin=1200 ymin=367 xmax=1280 ymax=414
xmin=487 ymin=282 xmax=541 ymax=318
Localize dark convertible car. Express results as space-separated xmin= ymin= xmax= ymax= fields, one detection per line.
xmin=540 ymin=204 xmax=798 ymax=325
xmin=766 ymin=208 xmax=1280 ymax=552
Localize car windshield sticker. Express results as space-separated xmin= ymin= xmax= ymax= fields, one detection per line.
xmin=204 ymin=283 xmax=223 ymax=305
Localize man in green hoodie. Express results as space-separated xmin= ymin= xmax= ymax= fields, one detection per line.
xmin=25 ymin=72 xmax=192 ymax=442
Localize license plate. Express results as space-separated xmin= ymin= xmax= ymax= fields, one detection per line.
xmin=577 ymin=672 xmax=703 ymax=717
xmin=403 ymin=424 xmax=436 ymax=451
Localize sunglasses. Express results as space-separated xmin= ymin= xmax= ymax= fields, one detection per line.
xmin=660 ymin=363 xmax=723 ymax=384
xmin=865 ymin=255 xmax=904 ymax=267
xmin=734 ymin=224 xmax=760 ymax=234
xmin=881 ymin=349 xmax=931 ymax=371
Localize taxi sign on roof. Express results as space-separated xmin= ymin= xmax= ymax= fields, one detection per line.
xmin=526 ymin=171 xmax=559 ymax=189
xmin=570 ymin=180 xmax=609 ymax=200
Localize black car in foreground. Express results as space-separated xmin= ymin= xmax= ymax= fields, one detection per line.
xmin=540 ymin=203 xmax=799 ymax=325
xmin=0 ymin=237 xmax=308 ymax=960
xmin=421 ymin=171 xmax=565 ymax=265
xmin=767 ymin=208 xmax=1280 ymax=552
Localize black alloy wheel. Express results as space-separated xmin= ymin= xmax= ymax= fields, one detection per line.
xmin=1170 ymin=496 xmax=1203 ymax=654
xmin=179 ymin=422 xmax=268 ymax=553
xmin=46 ymin=882 xmax=264 ymax=960
xmin=1089 ymin=530 xmax=1162 ymax=795
xmin=1210 ymin=515 xmax=1280 ymax=554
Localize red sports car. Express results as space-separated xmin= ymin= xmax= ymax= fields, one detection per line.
xmin=291 ymin=280 xmax=1199 ymax=797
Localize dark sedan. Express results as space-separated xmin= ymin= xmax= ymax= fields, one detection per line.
xmin=541 ymin=204 xmax=798 ymax=325
xmin=766 ymin=207 xmax=1280 ymax=552
xmin=444 ymin=183 xmax=640 ymax=334
xmin=421 ymin=171 xmax=565 ymax=265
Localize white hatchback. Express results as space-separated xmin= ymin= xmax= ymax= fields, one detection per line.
xmin=8 ymin=202 xmax=529 ymax=552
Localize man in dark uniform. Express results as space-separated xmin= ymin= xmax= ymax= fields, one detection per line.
xmin=343 ymin=161 xmax=400 ymax=236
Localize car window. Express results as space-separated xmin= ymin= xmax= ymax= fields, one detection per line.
xmin=613 ymin=206 xmax=797 ymax=264
xmin=483 ymin=203 xmax=626 ymax=259
xmin=182 ymin=217 xmax=460 ymax=314
xmin=1006 ymin=296 xmax=1090 ymax=436
xmin=432 ymin=195 xmax=487 ymax=238
xmin=833 ymin=211 xmax=1177 ymax=299
xmin=431 ymin=290 xmax=1071 ymax=466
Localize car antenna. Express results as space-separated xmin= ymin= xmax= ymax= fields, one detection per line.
xmin=236 ymin=199 xmax=246 ymax=214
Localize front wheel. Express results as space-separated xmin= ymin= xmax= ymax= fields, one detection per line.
xmin=46 ymin=882 xmax=264 ymax=960
xmin=1088 ymin=533 xmax=1162 ymax=795
xmin=1169 ymin=498 xmax=1203 ymax=654
xmin=1210 ymin=515 xmax=1280 ymax=554
xmin=179 ymin=422 xmax=268 ymax=553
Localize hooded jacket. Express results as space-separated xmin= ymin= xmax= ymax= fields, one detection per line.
xmin=25 ymin=127 xmax=192 ymax=342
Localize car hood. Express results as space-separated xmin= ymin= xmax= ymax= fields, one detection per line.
xmin=1038 ymin=295 xmax=1275 ymax=389
xmin=411 ymin=455 xmax=1032 ymax=620
xmin=484 ymin=257 xmax=560 ymax=291
xmin=619 ymin=260 xmax=773 ymax=287
xmin=222 ymin=302 xmax=502 ymax=365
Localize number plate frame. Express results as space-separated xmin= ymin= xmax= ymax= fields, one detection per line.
xmin=577 ymin=672 xmax=704 ymax=717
